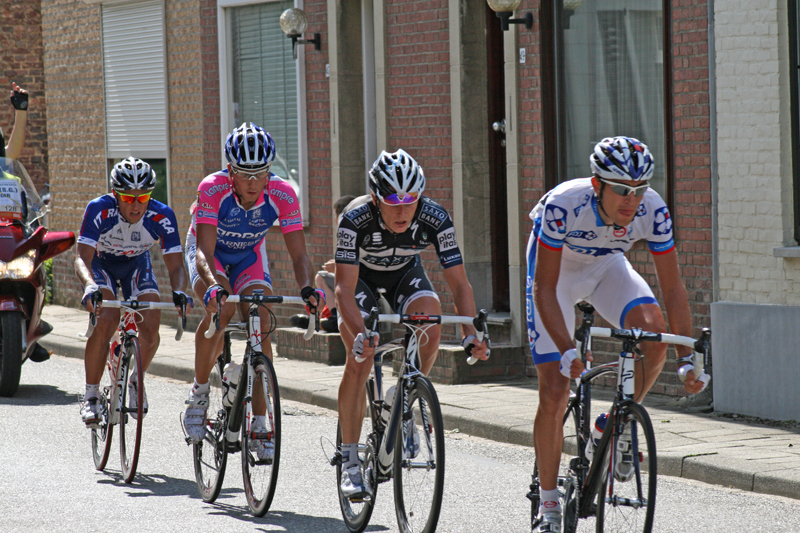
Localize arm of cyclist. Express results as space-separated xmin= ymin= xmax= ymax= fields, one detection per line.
xmin=533 ymin=243 xmax=592 ymax=378
xmin=335 ymin=262 xmax=378 ymax=361
xmin=163 ymin=251 xmax=191 ymax=315
xmin=75 ymin=243 xmax=102 ymax=313
xmin=195 ymin=222 xmax=226 ymax=314
xmin=283 ymin=229 xmax=322 ymax=311
xmin=652 ymin=249 xmax=705 ymax=394
xmin=443 ymin=264 xmax=489 ymax=361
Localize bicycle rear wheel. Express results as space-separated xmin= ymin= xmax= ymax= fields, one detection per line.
xmin=595 ymin=402 xmax=656 ymax=533
xmin=336 ymin=419 xmax=378 ymax=533
xmin=241 ymin=354 xmax=281 ymax=516
xmin=393 ymin=376 xmax=444 ymax=533
xmin=90 ymin=357 xmax=114 ymax=470
xmin=119 ymin=337 xmax=144 ymax=484
xmin=193 ymin=355 xmax=228 ymax=502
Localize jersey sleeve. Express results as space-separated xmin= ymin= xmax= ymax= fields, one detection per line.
xmin=151 ymin=204 xmax=183 ymax=255
xmin=76 ymin=197 xmax=108 ymax=249
xmin=335 ymin=213 xmax=361 ymax=266
xmin=535 ymin=196 xmax=571 ymax=251
xmin=431 ymin=211 xmax=464 ymax=269
xmin=269 ymin=177 xmax=303 ymax=234
xmin=644 ymin=195 xmax=675 ymax=255
xmin=194 ymin=176 xmax=224 ymax=227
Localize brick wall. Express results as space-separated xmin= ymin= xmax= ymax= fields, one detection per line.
xmin=715 ymin=1 xmax=800 ymax=305
xmin=0 ymin=0 xmax=48 ymax=188
xmin=41 ymin=0 xmax=106 ymax=307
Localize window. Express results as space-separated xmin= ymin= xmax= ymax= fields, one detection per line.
xmin=554 ymin=0 xmax=668 ymax=198
xmin=789 ymin=0 xmax=800 ymax=242
xmin=219 ymin=0 xmax=308 ymax=221
xmin=101 ymin=0 xmax=171 ymax=203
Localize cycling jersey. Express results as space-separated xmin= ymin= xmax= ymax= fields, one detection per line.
xmin=530 ymin=177 xmax=674 ymax=262
xmin=335 ymin=195 xmax=463 ymax=272
xmin=77 ymin=194 xmax=182 ymax=261
xmin=190 ymin=171 xmax=302 ymax=258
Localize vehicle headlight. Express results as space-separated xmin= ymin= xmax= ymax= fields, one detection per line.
xmin=0 ymin=249 xmax=36 ymax=279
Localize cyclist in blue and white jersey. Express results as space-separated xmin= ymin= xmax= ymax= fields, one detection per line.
xmin=334 ymin=149 xmax=490 ymax=498
xmin=527 ymin=137 xmax=707 ymax=533
xmin=76 ymin=157 xmax=190 ymax=427
xmin=181 ymin=123 xmax=320 ymax=462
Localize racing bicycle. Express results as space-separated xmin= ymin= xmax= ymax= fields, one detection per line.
xmin=327 ymin=307 xmax=490 ymax=533
xmin=188 ymin=290 xmax=314 ymax=516
xmin=528 ymin=302 xmax=711 ymax=533
xmin=83 ymin=296 xmax=190 ymax=483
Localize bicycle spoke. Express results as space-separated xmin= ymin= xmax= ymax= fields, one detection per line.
xmin=119 ymin=337 xmax=144 ymax=484
xmin=193 ymin=356 xmax=227 ymax=503
xmin=90 ymin=369 xmax=114 ymax=471
xmin=393 ymin=377 xmax=444 ymax=533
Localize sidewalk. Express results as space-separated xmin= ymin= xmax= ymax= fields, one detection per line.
xmin=40 ymin=304 xmax=800 ymax=501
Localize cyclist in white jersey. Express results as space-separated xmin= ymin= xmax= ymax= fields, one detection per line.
xmin=526 ymin=137 xmax=706 ymax=533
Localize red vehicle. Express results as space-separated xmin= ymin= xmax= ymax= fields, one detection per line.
xmin=0 ymin=157 xmax=75 ymax=396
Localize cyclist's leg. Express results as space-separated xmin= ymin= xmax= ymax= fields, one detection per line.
xmin=120 ymin=251 xmax=161 ymax=374
xmin=589 ymin=254 xmax=666 ymax=402
xmin=192 ymin=257 xmax=236 ymax=386
xmin=392 ymin=260 xmax=441 ymax=375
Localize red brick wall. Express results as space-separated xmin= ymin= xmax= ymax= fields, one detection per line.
xmin=0 ymin=0 xmax=48 ymax=188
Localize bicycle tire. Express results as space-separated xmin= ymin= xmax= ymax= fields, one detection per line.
xmin=119 ymin=336 xmax=144 ymax=483
xmin=393 ymin=376 xmax=445 ymax=533
xmin=193 ymin=354 xmax=228 ymax=502
xmin=595 ymin=402 xmax=656 ymax=533
xmin=336 ymin=418 xmax=378 ymax=533
xmin=90 ymin=356 xmax=115 ymax=470
xmin=242 ymin=354 xmax=281 ymax=516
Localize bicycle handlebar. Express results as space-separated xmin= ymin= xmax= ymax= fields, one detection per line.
xmin=203 ymin=294 xmax=315 ymax=341
xmin=82 ymin=299 xmax=190 ymax=341
xmin=356 ymin=308 xmax=491 ymax=364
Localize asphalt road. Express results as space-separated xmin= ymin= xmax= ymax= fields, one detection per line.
xmin=2 ymin=355 xmax=800 ymax=533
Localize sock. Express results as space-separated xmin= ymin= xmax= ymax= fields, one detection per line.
xmin=341 ymin=443 xmax=360 ymax=470
xmin=254 ymin=415 xmax=266 ymax=429
xmin=193 ymin=379 xmax=210 ymax=396
xmin=539 ymin=488 xmax=561 ymax=515
xmin=85 ymin=384 xmax=100 ymax=401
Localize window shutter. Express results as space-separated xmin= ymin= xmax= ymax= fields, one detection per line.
xmin=102 ymin=0 xmax=167 ymax=159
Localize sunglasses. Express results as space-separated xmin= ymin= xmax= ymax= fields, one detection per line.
xmin=115 ymin=191 xmax=152 ymax=204
xmin=599 ymin=179 xmax=649 ymax=197
xmin=231 ymin=165 xmax=271 ymax=180
xmin=381 ymin=191 xmax=419 ymax=205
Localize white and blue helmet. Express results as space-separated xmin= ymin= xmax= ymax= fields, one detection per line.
xmin=110 ymin=157 xmax=156 ymax=191
xmin=590 ymin=136 xmax=654 ymax=182
xmin=224 ymin=122 xmax=276 ymax=172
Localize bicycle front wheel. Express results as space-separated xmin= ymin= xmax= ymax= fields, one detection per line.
xmin=241 ymin=354 xmax=281 ymax=516
xmin=193 ymin=355 xmax=228 ymax=502
xmin=595 ymin=402 xmax=656 ymax=533
xmin=393 ymin=376 xmax=445 ymax=533
xmin=90 ymin=356 xmax=114 ymax=471
xmin=119 ymin=337 xmax=144 ymax=483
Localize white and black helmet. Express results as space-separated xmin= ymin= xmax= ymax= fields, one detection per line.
xmin=224 ymin=122 xmax=276 ymax=172
xmin=368 ymin=149 xmax=425 ymax=202
xmin=590 ymin=136 xmax=654 ymax=182
xmin=110 ymin=157 xmax=156 ymax=191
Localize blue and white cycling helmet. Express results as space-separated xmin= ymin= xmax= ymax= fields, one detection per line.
xmin=110 ymin=157 xmax=156 ymax=191
xmin=224 ymin=122 xmax=276 ymax=172
xmin=590 ymin=136 xmax=654 ymax=182
xmin=368 ymin=149 xmax=426 ymax=203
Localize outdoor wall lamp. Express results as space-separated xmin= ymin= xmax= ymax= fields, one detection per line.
xmin=280 ymin=8 xmax=321 ymax=59
xmin=486 ymin=0 xmax=533 ymax=31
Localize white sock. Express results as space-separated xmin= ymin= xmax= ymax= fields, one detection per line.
xmin=254 ymin=415 xmax=266 ymax=428
xmin=85 ymin=384 xmax=100 ymax=401
xmin=342 ymin=443 xmax=360 ymax=470
xmin=539 ymin=488 xmax=561 ymax=515
xmin=192 ymin=379 xmax=210 ymax=395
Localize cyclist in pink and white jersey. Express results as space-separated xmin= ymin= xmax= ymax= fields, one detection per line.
xmin=182 ymin=123 xmax=321 ymax=461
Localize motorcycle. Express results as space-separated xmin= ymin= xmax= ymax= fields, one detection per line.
xmin=0 ymin=157 xmax=75 ymax=397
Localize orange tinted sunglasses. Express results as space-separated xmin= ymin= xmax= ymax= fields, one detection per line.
xmin=115 ymin=191 xmax=152 ymax=204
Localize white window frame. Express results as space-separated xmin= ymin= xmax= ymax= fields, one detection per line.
xmin=217 ymin=0 xmax=309 ymax=223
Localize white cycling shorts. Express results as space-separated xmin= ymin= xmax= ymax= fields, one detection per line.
xmin=525 ymin=231 xmax=658 ymax=365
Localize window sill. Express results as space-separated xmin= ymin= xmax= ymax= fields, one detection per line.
xmin=773 ymin=246 xmax=800 ymax=257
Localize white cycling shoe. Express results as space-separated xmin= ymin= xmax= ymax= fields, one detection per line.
xmin=183 ymin=388 xmax=209 ymax=443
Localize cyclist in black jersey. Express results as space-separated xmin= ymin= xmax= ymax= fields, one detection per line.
xmin=334 ymin=149 xmax=490 ymax=498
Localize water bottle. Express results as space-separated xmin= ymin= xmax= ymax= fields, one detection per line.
xmin=584 ymin=413 xmax=608 ymax=462
xmin=222 ymin=362 xmax=241 ymax=408
xmin=380 ymin=385 xmax=396 ymax=426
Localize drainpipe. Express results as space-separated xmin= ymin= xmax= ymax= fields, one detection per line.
xmin=708 ymin=0 xmax=719 ymax=305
